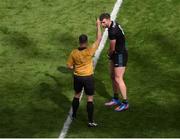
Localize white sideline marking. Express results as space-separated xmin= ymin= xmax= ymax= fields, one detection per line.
xmin=59 ymin=0 xmax=123 ymax=138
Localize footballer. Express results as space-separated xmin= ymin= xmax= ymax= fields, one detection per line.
xmin=99 ymin=13 xmax=129 ymax=112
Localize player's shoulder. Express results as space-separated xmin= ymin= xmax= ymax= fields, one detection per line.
xmin=108 ymin=21 xmax=119 ymax=34
xmin=113 ymin=21 xmax=125 ymax=35
xmin=113 ymin=21 xmax=119 ymax=28
xmin=109 ymin=21 xmax=118 ymax=30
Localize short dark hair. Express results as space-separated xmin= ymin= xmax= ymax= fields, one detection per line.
xmin=79 ymin=34 xmax=88 ymax=44
xmin=99 ymin=13 xmax=110 ymax=21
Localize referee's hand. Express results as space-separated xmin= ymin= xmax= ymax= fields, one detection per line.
xmin=96 ymin=18 xmax=101 ymax=27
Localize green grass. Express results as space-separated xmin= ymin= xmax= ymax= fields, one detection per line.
xmin=67 ymin=0 xmax=180 ymax=137
xmin=0 ymin=0 xmax=116 ymax=137
xmin=0 ymin=0 xmax=180 ymax=137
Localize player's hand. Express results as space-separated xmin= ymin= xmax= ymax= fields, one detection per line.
xmin=107 ymin=51 xmax=111 ymax=60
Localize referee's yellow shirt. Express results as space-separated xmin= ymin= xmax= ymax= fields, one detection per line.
xmin=67 ymin=41 xmax=99 ymax=76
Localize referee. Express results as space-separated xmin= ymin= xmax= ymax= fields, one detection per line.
xmin=67 ymin=19 xmax=102 ymax=127
xmin=99 ymin=13 xmax=129 ymax=112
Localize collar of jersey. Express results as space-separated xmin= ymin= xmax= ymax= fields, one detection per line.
xmin=78 ymin=47 xmax=87 ymax=51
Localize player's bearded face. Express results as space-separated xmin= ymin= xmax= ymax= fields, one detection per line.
xmin=101 ymin=19 xmax=109 ymax=28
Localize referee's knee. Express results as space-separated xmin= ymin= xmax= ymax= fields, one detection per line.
xmin=74 ymin=92 xmax=81 ymax=98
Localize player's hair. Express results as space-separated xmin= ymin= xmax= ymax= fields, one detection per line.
xmin=99 ymin=13 xmax=110 ymax=21
xmin=79 ymin=34 xmax=88 ymax=44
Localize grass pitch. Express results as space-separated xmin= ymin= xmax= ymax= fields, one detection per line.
xmin=0 ymin=0 xmax=179 ymax=137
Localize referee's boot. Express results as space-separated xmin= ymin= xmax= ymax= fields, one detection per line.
xmin=88 ymin=122 xmax=98 ymax=128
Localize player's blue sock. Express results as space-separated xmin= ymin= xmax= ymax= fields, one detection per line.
xmin=113 ymin=93 xmax=119 ymax=100
xmin=122 ymin=99 xmax=128 ymax=104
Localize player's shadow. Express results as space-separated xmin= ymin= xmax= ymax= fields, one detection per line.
xmin=95 ymin=77 xmax=111 ymax=99
xmin=94 ymin=57 xmax=112 ymax=100
xmin=99 ymin=99 xmax=180 ymax=137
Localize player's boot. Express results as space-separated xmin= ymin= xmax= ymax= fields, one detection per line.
xmin=88 ymin=122 xmax=98 ymax=127
xmin=114 ymin=103 xmax=129 ymax=112
xmin=105 ymin=98 xmax=121 ymax=106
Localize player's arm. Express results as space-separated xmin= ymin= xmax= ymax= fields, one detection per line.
xmin=108 ymin=39 xmax=116 ymax=57
xmin=108 ymin=27 xmax=117 ymax=58
xmin=66 ymin=52 xmax=74 ymax=70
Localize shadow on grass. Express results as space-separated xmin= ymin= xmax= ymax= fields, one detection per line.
xmin=57 ymin=66 xmax=72 ymax=74
xmin=149 ymin=33 xmax=180 ymax=64
xmin=0 ymin=75 xmax=71 ymax=137
xmin=93 ymin=100 xmax=180 ymax=138
xmin=0 ymin=27 xmax=39 ymax=57
xmin=129 ymin=45 xmax=179 ymax=93
xmin=49 ymin=31 xmax=78 ymax=55
xmin=93 ymin=56 xmax=112 ymax=100
xmin=41 ymin=73 xmax=71 ymax=109
xmin=0 ymin=26 xmax=78 ymax=60
xmin=95 ymin=77 xmax=111 ymax=99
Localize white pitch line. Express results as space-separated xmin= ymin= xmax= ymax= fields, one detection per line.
xmin=59 ymin=0 xmax=123 ymax=138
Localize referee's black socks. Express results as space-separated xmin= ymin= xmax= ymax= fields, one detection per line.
xmin=72 ymin=97 xmax=79 ymax=118
xmin=87 ymin=101 xmax=94 ymax=123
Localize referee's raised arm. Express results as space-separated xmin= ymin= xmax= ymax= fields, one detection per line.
xmin=90 ymin=19 xmax=102 ymax=53
xmin=96 ymin=18 xmax=102 ymax=45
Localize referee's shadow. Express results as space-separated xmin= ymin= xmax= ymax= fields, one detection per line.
xmin=38 ymin=73 xmax=71 ymax=112
xmin=57 ymin=66 xmax=72 ymax=74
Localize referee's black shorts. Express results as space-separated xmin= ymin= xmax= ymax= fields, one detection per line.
xmin=112 ymin=50 xmax=128 ymax=67
xmin=73 ymin=75 xmax=94 ymax=96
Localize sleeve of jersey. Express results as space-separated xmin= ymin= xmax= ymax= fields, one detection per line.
xmin=88 ymin=41 xmax=99 ymax=56
xmin=67 ymin=52 xmax=74 ymax=67
xmin=109 ymin=29 xmax=116 ymax=40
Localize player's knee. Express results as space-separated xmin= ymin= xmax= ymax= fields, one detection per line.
xmin=115 ymin=76 xmax=119 ymax=82
xmin=115 ymin=76 xmax=123 ymax=84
